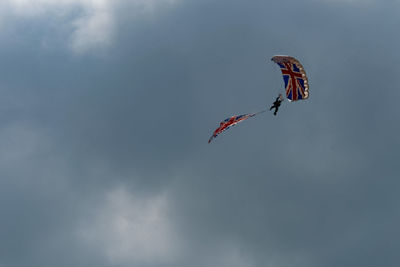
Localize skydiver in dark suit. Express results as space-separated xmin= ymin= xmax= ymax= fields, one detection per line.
xmin=269 ymin=94 xmax=283 ymax=115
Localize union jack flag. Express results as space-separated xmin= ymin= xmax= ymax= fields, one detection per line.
xmin=208 ymin=113 xmax=256 ymax=143
xmin=272 ymin=56 xmax=309 ymax=102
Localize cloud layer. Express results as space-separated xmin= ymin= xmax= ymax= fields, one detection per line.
xmin=1 ymin=0 xmax=176 ymax=53
xmin=0 ymin=0 xmax=400 ymax=267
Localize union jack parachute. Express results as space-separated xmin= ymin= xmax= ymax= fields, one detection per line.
xmin=271 ymin=55 xmax=309 ymax=101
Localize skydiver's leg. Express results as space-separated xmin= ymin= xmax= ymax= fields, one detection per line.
xmin=274 ymin=107 xmax=279 ymax=115
xmin=269 ymin=105 xmax=274 ymax=110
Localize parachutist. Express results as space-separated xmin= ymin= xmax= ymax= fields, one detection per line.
xmin=269 ymin=94 xmax=283 ymax=115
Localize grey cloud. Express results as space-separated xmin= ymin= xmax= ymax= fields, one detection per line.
xmin=0 ymin=0 xmax=399 ymax=266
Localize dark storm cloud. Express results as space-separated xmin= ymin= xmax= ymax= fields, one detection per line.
xmin=0 ymin=0 xmax=399 ymax=266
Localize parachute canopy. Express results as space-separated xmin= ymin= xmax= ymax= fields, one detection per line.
xmin=208 ymin=113 xmax=258 ymax=143
xmin=271 ymin=55 xmax=309 ymax=101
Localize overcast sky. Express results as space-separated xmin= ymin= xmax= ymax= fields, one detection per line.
xmin=1 ymin=0 xmax=399 ymax=266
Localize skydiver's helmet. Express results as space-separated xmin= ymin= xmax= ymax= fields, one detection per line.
xmin=278 ymin=94 xmax=284 ymax=101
